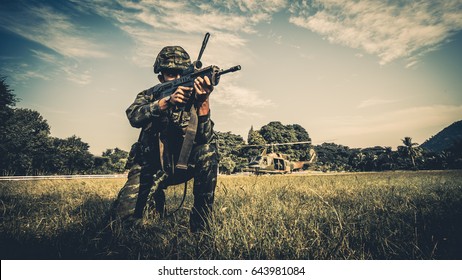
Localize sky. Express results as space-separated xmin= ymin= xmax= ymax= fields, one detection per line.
xmin=1 ymin=0 xmax=462 ymax=155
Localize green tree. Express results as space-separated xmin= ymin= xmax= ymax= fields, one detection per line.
xmin=52 ymin=135 xmax=94 ymax=174
xmin=350 ymin=150 xmax=365 ymax=171
xmin=0 ymin=77 xmax=19 ymax=173
xmin=216 ymin=131 xmax=246 ymax=173
xmin=245 ymin=126 xmax=267 ymax=160
xmin=0 ymin=78 xmax=101 ymax=175
xmin=287 ymin=124 xmax=311 ymax=161
xmin=247 ymin=125 xmax=255 ymax=144
xmin=219 ymin=156 xmax=236 ymax=175
xmin=1 ymin=108 xmax=51 ymax=175
xmin=247 ymin=126 xmax=266 ymax=146
xmin=400 ymin=137 xmax=420 ymax=169
xmin=260 ymin=121 xmax=296 ymax=145
xmin=0 ymin=76 xmax=18 ymax=121
xmin=101 ymin=148 xmax=129 ymax=173
xmin=314 ymin=142 xmax=353 ymax=172
xmin=361 ymin=147 xmax=386 ymax=171
xmin=258 ymin=121 xmax=312 ymax=161
xmin=377 ymin=146 xmax=395 ymax=170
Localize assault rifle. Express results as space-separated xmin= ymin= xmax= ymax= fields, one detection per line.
xmin=146 ymin=32 xmax=241 ymax=108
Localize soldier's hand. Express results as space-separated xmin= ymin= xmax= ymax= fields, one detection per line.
xmin=194 ymin=76 xmax=213 ymax=102
xmin=171 ymin=86 xmax=192 ymax=105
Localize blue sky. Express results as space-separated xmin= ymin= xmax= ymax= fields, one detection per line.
xmin=1 ymin=0 xmax=462 ymax=154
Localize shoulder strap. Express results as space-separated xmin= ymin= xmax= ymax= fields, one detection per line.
xmin=176 ymin=104 xmax=198 ymax=170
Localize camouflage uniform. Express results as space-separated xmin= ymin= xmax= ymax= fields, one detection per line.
xmin=112 ymin=46 xmax=218 ymax=232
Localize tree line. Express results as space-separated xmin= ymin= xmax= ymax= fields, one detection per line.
xmin=2 ymin=78 xmax=461 ymax=175
xmin=0 ymin=78 xmax=127 ymax=175
xmin=312 ymin=138 xmax=462 ymax=172
xmin=217 ymin=125 xmax=462 ymax=174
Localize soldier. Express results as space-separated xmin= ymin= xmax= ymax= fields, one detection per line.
xmin=112 ymin=46 xmax=218 ymax=232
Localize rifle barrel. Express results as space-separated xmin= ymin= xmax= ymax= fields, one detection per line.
xmin=219 ymin=65 xmax=241 ymax=76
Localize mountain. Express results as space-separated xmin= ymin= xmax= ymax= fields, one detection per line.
xmin=420 ymin=120 xmax=462 ymax=153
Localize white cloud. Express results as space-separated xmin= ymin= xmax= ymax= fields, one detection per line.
xmin=31 ymin=50 xmax=93 ymax=85
xmin=0 ymin=60 xmax=50 ymax=84
xmin=0 ymin=2 xmax=110 ymax=85
xmin=0 ymin=4 xmax=108 ymax=59
xmin=289 ymin=0 xmax=462 ymax=65
xmin=214 ymin=83 xmax=274 ymax=108
xmin=68 ymin=0 xmax=286 ymax=67
xmin=70 ymin=0 xmax=462 ymax=67
xmin=357 ymin=98 xmax=398 ymax=109
xmin=21 ymin=70 xmax=51 ymax=81
xmin=62 ymin=68 xmax=92 ymax=85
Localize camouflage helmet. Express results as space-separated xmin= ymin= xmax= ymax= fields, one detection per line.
xmin=153 ymin=46 xmax=191 ymax=74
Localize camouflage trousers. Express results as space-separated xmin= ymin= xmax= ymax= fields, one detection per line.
xmin=111 ymin=143 xmax=218 ymax=232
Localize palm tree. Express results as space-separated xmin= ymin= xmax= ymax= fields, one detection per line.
xmin=402 ymin=137 xmax=419 ymax=168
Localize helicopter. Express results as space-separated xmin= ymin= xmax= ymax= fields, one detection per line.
xmin=243 ymin=141 xmax=317 ymax=174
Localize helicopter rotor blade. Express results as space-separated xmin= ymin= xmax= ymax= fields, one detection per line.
xmin=266 ymin=141 xmax=312 ymax=146
xmin=239 ymin=140 xmax=312 ymax=148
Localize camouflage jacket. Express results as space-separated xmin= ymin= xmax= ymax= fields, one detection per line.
xmin=125 ymin=89 xmax=215 ymax=170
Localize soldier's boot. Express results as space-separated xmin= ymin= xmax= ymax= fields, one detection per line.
xmin=189 ymin=144 xmax=218 ymax=232
xmin=153 ymin=188 xmax=166 ymax=218
xmin=189 ymin=191 xmax=214 ymax=233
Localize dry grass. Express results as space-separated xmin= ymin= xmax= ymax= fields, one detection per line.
xmin=1 ymin=171 xmax=461 ymax=259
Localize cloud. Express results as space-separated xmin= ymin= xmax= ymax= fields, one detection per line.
xmin=357 ymin=98 xmax=398 ymax=109
xmin=92 ymin=0 xmax=461 ymax=68
xmin=69 ymin=0 xmax=462 ymax=67
xmin=69 ymin=0 xmax=286 ymax=67
xmin=0 ymin=3 xmax=108 ymax=59
xmin=31 ymin=50 xmax=92 ymax=85
xmin=2 ymin=66 xmax=51 ymax=84
xmin=214 ymin=82 xmax=274 ymax=109
xmin=288 ymin=0 xmax=462 ymax=65
xmin=0 ymin=2 xmax=109 ymax=85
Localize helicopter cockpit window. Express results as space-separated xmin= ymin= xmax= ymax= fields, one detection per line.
xmin=252 ymin=156 xmax=262 ymax=162
xmin=274 ymin=158 xmax=284 ymax=170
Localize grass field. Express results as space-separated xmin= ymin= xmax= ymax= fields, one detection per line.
xmin=1 ymin=170 xmax=461 ymax=260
